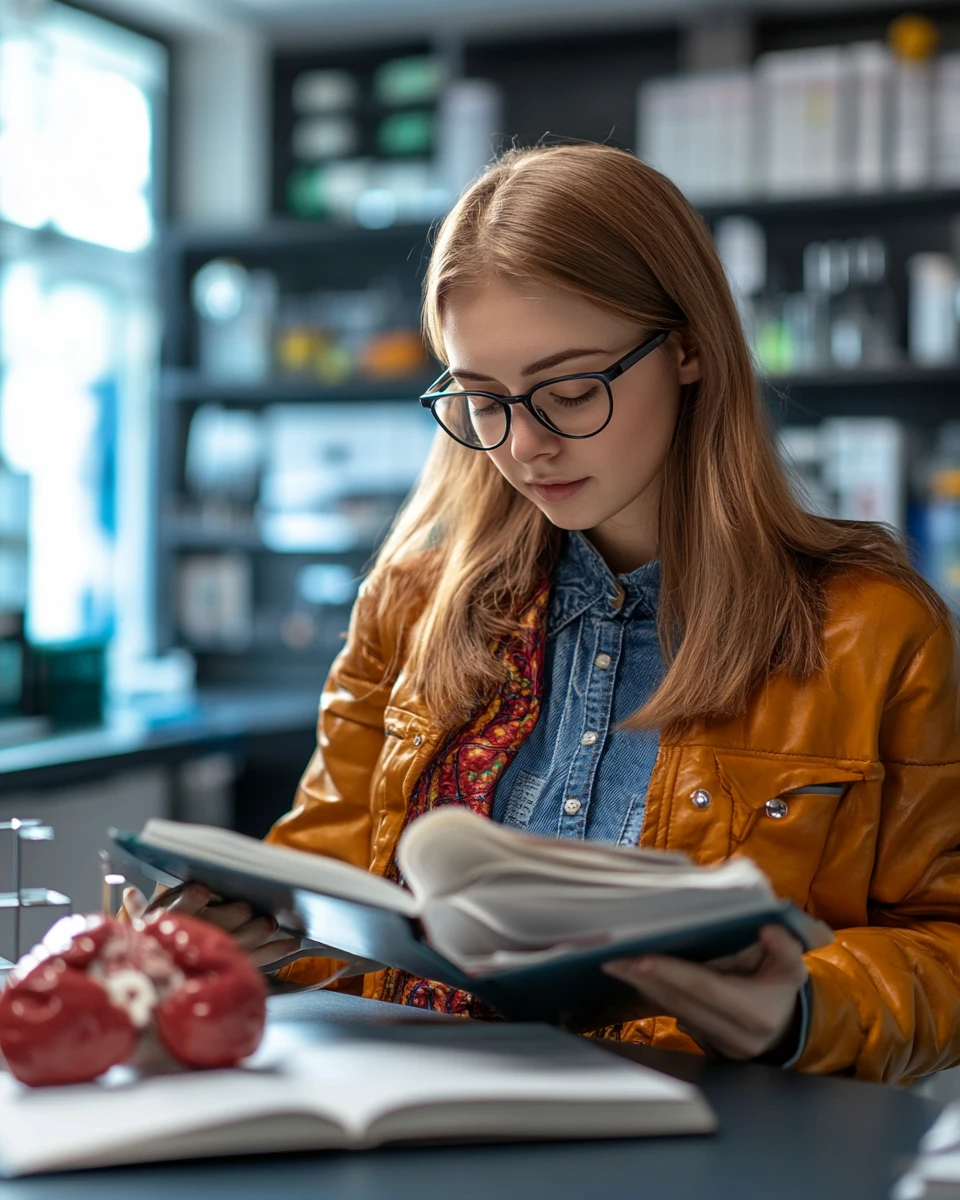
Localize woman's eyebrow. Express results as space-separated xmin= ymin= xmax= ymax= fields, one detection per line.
xmin=451 ymin=348 xmax=609 ymax=383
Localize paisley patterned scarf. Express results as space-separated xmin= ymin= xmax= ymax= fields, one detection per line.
xmin=377 ymin=580 xmax=550 ymax=1017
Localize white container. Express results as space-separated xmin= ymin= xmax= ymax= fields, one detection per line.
xmin=907 ymin=253 xmax=959 ymax=365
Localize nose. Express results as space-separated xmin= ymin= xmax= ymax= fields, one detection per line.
xmin=506 ymin=404 xmax=560 ymax=463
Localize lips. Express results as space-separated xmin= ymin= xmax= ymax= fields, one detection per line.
xmin=528 ymin=478 xmax=588 ymax=503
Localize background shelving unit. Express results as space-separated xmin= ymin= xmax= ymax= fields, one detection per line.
xmin=157 ymin=220 xmax=438 ymax=689
xmin=157 ymin=6 xmax=960 ymax=692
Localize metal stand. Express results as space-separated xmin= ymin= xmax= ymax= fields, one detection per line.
xmin=0 ymin=818 xmax=71 ymax=966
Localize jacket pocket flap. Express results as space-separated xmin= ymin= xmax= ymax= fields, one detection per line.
xmin=714 ymin=751 xmax=877 ymax=811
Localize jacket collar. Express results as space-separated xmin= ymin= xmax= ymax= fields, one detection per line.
xmin=549 ymin=530 xmax=661 ymax=637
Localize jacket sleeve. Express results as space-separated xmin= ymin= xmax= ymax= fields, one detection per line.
xmin=797 ymin=616 xmax=960 ymax=1084
xmin=265 ymin=579 xmax=395 ymax=987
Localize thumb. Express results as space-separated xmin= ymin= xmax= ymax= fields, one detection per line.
xmin=759 ymin=924 xmax=806 ymax=976
xmin=122 ymin=886 xmax=148 ymax=921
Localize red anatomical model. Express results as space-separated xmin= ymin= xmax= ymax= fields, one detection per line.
xmin=0 ymin=910 xmax=266 ymax=1086
xmin=144 ymin=911 xmax=267 ymax=1068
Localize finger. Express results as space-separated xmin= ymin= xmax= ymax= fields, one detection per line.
xmin=231 ymin=914 xmax=281 ymax=951
xmin=758 ymin=923 xmax=807 ymax=969
xmin=163 ymin=881 xmax=214 ymax=917
xmin=122 ymin=887 xmax=148 ymax=921
xmin=706 ymin=941 xmax=764 ymax=974
xmin=196 ymin=899 xmax=253 ymax=934
xmin=248 ymin=938 xmax=303 ymax=971
xmin=142 ymin=882 xmax=182 ymax=914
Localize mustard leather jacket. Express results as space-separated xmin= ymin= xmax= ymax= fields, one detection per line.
xmin=267 ymin=563 xmax=960 ymax=1085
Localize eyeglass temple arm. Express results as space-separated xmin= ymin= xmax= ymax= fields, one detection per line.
xmin=606 ymin=331 xmax=670 ymax=381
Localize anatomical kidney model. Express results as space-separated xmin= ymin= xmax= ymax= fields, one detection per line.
xmin=0 ymin=911 xmax=267 ymax=1086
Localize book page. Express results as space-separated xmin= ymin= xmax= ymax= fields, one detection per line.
xmin=140 ymin=819 xmax=418 ymax=916
xmin=399 ymin=808 xmax=697 ymax=902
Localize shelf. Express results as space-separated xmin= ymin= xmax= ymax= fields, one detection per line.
xmin=764 ymin=364 xmax=960 ymax=390
xmin=697 ymin=187 xmax=960 ymax=224
xmin=163 ymin=220 xmax=433 ymax=256
xmin=162 ymin=370 xmax=435 ymax=406
xmin=761 ymin=365 xmax=960 ymax=427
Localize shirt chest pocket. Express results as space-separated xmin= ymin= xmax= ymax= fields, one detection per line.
xmin=671 ymin=748 xmax=870 ymax=909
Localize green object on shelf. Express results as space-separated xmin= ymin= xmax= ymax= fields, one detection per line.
xmin=373 ymin=55 xmax=442 ymax=106
xmin=376 ymin=110 xmax=434 ymax=158
xmin=28 ymin=640 xmax=106 ymax=728
xmin=287 ymin=167 xmax=329 ymax=218
xmin=755 ymin=321 xmax=795 ymax=375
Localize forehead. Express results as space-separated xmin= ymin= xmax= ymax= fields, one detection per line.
xmin=441 ymin=277 xmax=636 ymax=367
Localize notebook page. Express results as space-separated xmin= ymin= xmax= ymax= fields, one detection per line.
xmin=0 ymin=1058 xmax=335 ymax=1176
xmin=287 ymin=1030 xmax=708 ymax=1141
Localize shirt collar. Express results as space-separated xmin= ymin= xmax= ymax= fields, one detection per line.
xmin=549 ymin=530 xmax=660 ymax=636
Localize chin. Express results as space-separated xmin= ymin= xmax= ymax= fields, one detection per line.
xmin=532 ymin=502 xmax=604 ymax=531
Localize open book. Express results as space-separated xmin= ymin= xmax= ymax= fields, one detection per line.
xmin=0 ymin=1021 xmax=717 ymax=1175
xmin=112 ymin=808 xmax=832 ymax=1029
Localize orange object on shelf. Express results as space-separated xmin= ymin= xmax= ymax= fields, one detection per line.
xmin=887 ymin=13 xmax=940 ymax=61
xmin=360 ymin=330 xmax=429 ymax=379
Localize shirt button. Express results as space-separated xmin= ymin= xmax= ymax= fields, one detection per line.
xmin=765 ymin=798 xmax=788 ymax=820
xmin=580 ymin=731 xmax=599 ymax=747
xmin=690 ymin=788 xmax=712 ymax=809
xmin=413 ymin=734 xmax=423 ymax=747
xmin=563 ymin=797 xmax=582 ymax=816
xmin=594 ymin=653 xmax=612 ymax=670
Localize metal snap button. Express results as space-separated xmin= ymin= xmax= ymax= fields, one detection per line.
xmin=413 ymin=734 xmax=423 ymax=747
xmin=594 ymin=653 xmax=612 ymax=670
xmin=764 ymin=797 xmax=788 ymax=820
xmin=580 ymin=731 xmax=599 ymax=747
xmin=563 ymin=797 xmax=582 ymax=816
xmin=690 ymin=789 xmax=712 ymax=810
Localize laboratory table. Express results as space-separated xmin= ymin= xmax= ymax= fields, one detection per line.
xmin=0 ymin=988 xmax=940 ymax=1200
xmin=0 ymin=688 xmax=321 ymax=793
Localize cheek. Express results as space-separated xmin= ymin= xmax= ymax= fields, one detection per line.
xmin=603 ymin=381 xmax=679 ymax=469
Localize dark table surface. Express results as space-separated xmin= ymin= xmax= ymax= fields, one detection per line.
xmin=0 ymin=989 xmax=941 ymax=1200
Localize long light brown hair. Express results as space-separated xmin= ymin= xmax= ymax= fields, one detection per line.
xmin=370 ymin=143 xmax=947 ymax=731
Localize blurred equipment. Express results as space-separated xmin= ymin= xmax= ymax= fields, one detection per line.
xmin=278 ymin=44 xmax=502 ymax=223
xmin=926 ymin=423 xmax=960 ymax=614
xmin=177 ymin=555 xmax=253 ymax=650
xmin=191 ymin=260 xmax=278 ymax=382
xmin=0 ymin=465 xmax=30 ymax=722
xmin=0 ymin=818 xmax=69 ymax=969
xmin=779 ymin=418 xmax=907 ymax=530
xmin=638 ymin=18 xmax=956 ymax=203
xmin=907 ymin=252 xmax=958 ymax=365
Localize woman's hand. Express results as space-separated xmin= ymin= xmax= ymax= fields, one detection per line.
xmin=602 ymin=924 xmax=808 ymax=1061
xmin=122 ymin=883 xmax=302 ymax=972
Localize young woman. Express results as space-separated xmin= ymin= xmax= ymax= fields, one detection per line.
xmin=142 ymin=143 xmax=960 ymax=1085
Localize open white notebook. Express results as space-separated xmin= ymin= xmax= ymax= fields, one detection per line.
xmin=894 ymin=1102 xmax=960 ymax=1199
xmin=0 ymin=1022 xmax=716 ymax=1176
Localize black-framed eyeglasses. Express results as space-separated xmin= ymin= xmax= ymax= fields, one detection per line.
xmin=418 ymin=330 xmax=670 ymax=451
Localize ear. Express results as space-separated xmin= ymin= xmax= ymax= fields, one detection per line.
xmin=665 ymin=329 xmax=702 ymax=385
xmin=676 ymin=329 xmax=702 ymax=385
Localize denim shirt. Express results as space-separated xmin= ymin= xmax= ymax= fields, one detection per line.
xmin=492 ymin=529 xmax=810 ymax=1067
xmin=492 ymin=530 xmax=664 ymax=842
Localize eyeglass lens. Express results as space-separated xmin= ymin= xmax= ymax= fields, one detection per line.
xmin=431 ymin=376 xmax=613 ymax=449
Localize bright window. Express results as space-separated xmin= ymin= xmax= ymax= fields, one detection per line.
xmin=0 ymin=3 xmax=166 ymax=657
